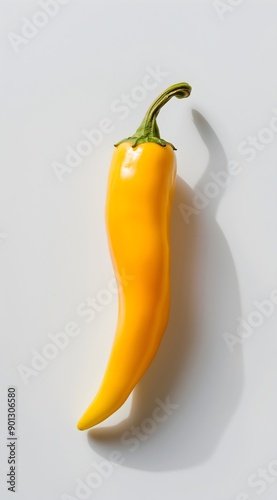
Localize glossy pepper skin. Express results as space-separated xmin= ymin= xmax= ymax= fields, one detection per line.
xmin=77 ymin=83 xmax=191 ymax=431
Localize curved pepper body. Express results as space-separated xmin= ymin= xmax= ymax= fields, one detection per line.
xmin=77 ymin=143 xmax=176 ymax=430
xmin=77 ymin=82 xmax=191 ymax=430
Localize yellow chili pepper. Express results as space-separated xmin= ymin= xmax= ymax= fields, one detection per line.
xmin=77 ymin=83 xmax=191 ymax=430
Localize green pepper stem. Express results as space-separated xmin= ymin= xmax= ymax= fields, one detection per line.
xmin=115 ymin=82 xmax=191 ymax=150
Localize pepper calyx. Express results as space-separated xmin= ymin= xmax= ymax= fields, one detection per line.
xmin=114 ymin=82 xmax=191 ymax=150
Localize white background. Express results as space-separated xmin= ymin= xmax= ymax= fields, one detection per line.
xmin=1 ymin=0 xmax=277 ymax=499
